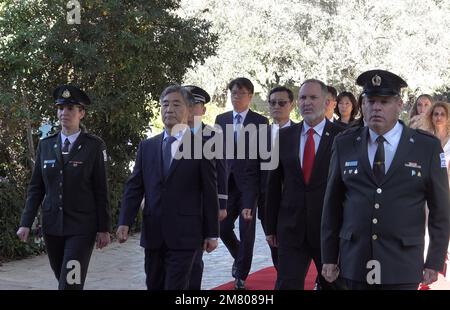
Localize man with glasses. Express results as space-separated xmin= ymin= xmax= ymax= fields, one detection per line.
xmin=241 ymin=86 xmax=295 ymax=288
xmin=215 ymin=77 xmax=269 ymax=290
xmin=265 ymin=79 xmax=343 ymax=289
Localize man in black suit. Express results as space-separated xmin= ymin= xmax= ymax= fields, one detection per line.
xmin=184 ymin=85 xmax=228 ymax=290
xmin=17 ymin=85 xmax=111 ymax=290
xmin=265 ymin=79 xmax=343 ymax=290
xmin=242 ymin=86 xmax=295 ymax=279
xmin=215 ymin=77 xmax=269 ymax=289
xmin=116 ymin=85 xmax=219 ymax=290
xmin=321 ymin=69 xmax=450 ymax=290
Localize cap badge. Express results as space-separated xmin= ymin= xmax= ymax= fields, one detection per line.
xmin=62 ymin=89 xmax=71 ymax=98
xmin=371 ymin=75 xmax=382 ymax=87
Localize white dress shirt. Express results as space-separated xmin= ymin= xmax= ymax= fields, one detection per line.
xmin=60 ymin=130 xmax=81 ymax=153
xmin=367 ymin=121 xmax=403 ymax=172
xmin=299 ymin=118 xmax=326 ymax=168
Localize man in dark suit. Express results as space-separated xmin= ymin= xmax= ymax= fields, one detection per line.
xmin=321 ymin=69 xmax=450 ymax=290
xmin=116 ymin=85 xmax=219 ymax=290
xmin=215 ymin=77 xmax=269 ymax=289
xmin=242 ymin=86 xmax=295 ymax=279
xmin=17 ymin=85 xmax=111 ymax=290
xmin=264 ymin=79 xmax=343 ymax=290
xmin=184 ymin=85 xmax=228 ymax=290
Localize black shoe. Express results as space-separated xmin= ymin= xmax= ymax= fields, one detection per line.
xmin=234 ymin=278 xmax=246 ymax=290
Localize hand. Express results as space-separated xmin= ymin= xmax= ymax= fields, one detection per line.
xmin=266 ymin=234 xmax=278 ymax=248
xmin=17 ymin=227 xmax=30 ymax=242
xmin=203 ymin=239 xmax=218 ymax=253
xmin=219 ymin=209 xmax=227 ymax=222
xmin=322 ymin=264 xmax=340 ymax=283
xmin=422 ymin=268 xmax=439 ymax=285
xmin=241 ymin=208 xmax=253 ymax=221
xmin=96 ymin=232 xmax=111 ymax=249
xmin=116 ymin=225 xmax=129 ymax=243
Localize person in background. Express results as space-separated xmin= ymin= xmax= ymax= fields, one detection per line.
xmin=17 ymin=85 xmax=111 ymax=290
xmin=408 ymin=94 xmax=433 ymax=130
xmin=335 ymin=91 xmax=359 ymax=127
xmin=184 ymin=84 xmax=228 ymax=290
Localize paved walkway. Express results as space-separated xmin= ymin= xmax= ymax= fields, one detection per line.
xmin=0 ymin=220 xmax=272 ymax=290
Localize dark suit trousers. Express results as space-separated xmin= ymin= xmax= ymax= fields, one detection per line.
xmin=144 ymin=246 xmax=197 ymax=290
xmin=44 ymin=233 xmax=96 ymax=290
xmin=344 ymin=279 xmax=419 ymax=290
xmin=220 ymin=176 xmax=256 ymax=280
xmin=277 ymin=242 xmax=332 ymax=290
xmin=188 ymin=249 xmax=204 ymax=290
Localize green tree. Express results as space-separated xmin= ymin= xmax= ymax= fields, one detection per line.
xmin=0 ymin=0 xmax=217 ymax=260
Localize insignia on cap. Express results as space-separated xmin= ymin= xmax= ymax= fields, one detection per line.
xmin=62 ymin=89 xmax=71 ymax=98
xmin=371 ymin=75 xmax=382 ymax=87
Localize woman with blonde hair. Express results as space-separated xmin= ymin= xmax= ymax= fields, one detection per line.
xmin=409 ymin=94 xmax=433 ymax=129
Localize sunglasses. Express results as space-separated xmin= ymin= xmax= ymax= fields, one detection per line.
xmin=268 ymin=100 xmax=290 ymax=107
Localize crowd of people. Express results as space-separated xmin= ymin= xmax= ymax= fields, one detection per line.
xmin=16 ymin=69 xmax=450 ymax=290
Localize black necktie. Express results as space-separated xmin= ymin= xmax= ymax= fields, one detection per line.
xmin=163 ymin=136 xmax=177 ymax=178
xmin=62 ymin=138 xmax=70 ymax=162
xmin=373 ymin=135 xmax=386 ymax=183
xmin=234 ymin=114 xmax=242 ymax=159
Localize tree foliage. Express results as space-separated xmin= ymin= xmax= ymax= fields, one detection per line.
xmin=181 ymin=0 xmax=450 ymax=102
xmin=0 ymin=0 xmax=217 ymax=260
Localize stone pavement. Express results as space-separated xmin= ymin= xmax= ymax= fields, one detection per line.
xmin=0 ymin=220 xmax=272 ymax=290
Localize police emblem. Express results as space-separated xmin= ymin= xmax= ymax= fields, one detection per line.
xmin=371 ymin=74 xmax=382 ymax=87
xmin=62 ymin=89 xmax=71 ymax=98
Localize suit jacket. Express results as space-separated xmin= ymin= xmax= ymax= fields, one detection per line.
xmin=119 ymin=130 xmax=219 ymax=250
xmin=20 ymin=131 xmax=111 ymax=236
xmin=215 ymin=109 xmax=269 ymax=193
xmin=321 ymin=124 xmax=450 ymax=284
xmin=265 ymin=120 xmax=343 ymax=247
xmin=243 ymin=121 xmax=296 ymax=221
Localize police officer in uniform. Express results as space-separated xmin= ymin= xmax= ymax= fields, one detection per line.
xmin=17 ymin=85 xmax=111 ymax=290
xmin=321 ymin=70 xmax=450 ymax=289
xmin=184 ymin=85 xmax=228 ymax=289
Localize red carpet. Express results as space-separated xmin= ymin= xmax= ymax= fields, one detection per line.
xmin=213 ymin=263 xmax=450 ymax=290
xmin=212 ymin=263 xmax=317 ymax=290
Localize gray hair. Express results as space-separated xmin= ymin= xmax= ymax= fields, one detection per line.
xmin=159 ymin=85 xmax=196 ymax=106
xmin=300 ymin=79 xmax=328 ymax=97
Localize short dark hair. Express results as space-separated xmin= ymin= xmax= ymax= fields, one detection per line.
xmin=228 ymin=77 xmax=254 ymax=94
xmin=327 ymin=85 xmax=337 ymax=100
xmin=335 ymin=91 xmax=359 ymax=121
xmin=268 ymin=86 xmax=294 ymax=102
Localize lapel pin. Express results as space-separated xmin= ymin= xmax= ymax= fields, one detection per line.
xmin=344 ymin=170 xmax=347 ymax=175
xmin=356 ymin=136 xmax=361 ymax=141
xmin=43 ymin=165 xmax=47 ymax=168
xmin=78 ymin=145 xmax=82 ymax=150
xmin=325 ymin=132 xmax=330 ymax=136
xmin=54 ymin=144 xmax=57 ymax=148
xmin=418 ymin=171 xmax=421 ymax=177
xmin=354 ymin=169 xmax=358 ymax=174
xmin=409 ymin=138 xmax=414 ymax=143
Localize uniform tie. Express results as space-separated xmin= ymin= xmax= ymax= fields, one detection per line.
xmin=62 ymin=138 xmax=70 ymax=162
xmin=373 ymin=135 xmax=386 ymax=183
xmin=303 ymin=128 xmax=315 ymax=184
xmin=163 ymin=136 xmax=177 ymax=178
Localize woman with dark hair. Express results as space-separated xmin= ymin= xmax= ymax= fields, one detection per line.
xmin=335 ymin=91 xmax=359 ymax=127
xmin=408 ymin=94 xmax=433 ymax=130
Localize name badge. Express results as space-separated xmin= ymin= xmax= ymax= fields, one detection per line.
xmin=68 ymin=160 xmax=83 ymax=167
xmin=345 ymin=160 xmax=358 ymax=167
xmin=43 ymin=159 xmax=56 ymax=168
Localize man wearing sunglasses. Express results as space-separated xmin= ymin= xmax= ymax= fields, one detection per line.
xmin=241 ymin=86 xmax=295 ymax=288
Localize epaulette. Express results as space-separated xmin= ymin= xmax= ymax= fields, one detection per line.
xmin=336 ymin=126 xmax=362 ymax=137
xmin=415 ymin=128 xmax=440 ymax=141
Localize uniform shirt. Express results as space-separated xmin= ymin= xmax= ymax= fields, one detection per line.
xmin=368 ymin=121 xmax=402 ymax=172
xmin=60 ymin=130 xmax=81 ymax=153
xmin=300 ymin=118 xmax=326 ymax=168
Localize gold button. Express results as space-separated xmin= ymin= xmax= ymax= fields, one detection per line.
xmin=60 ymin=170 xmax=63 ymax=174
xmin=59 ymin=194 xmax=62 ymax=199
xmin=59 ymin=207 xmax=62 ymax=210
xmin=374 ymin=203 xmax=380 ymax=209
xmin=373 ymin=218 xmax=378 ymax=224
xmin=376 ymin=188 xmax=382 ymax=194
xmin=59 ymin=182 xmax=63 ymax=187
xmin=372 ymin=234 xmax=378 ymax=240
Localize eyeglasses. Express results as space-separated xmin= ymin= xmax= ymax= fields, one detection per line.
xmin=231 ymin=91 xmax=250 ymax=97
xmin=268 ymin=100 xmax=290 ymax=107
